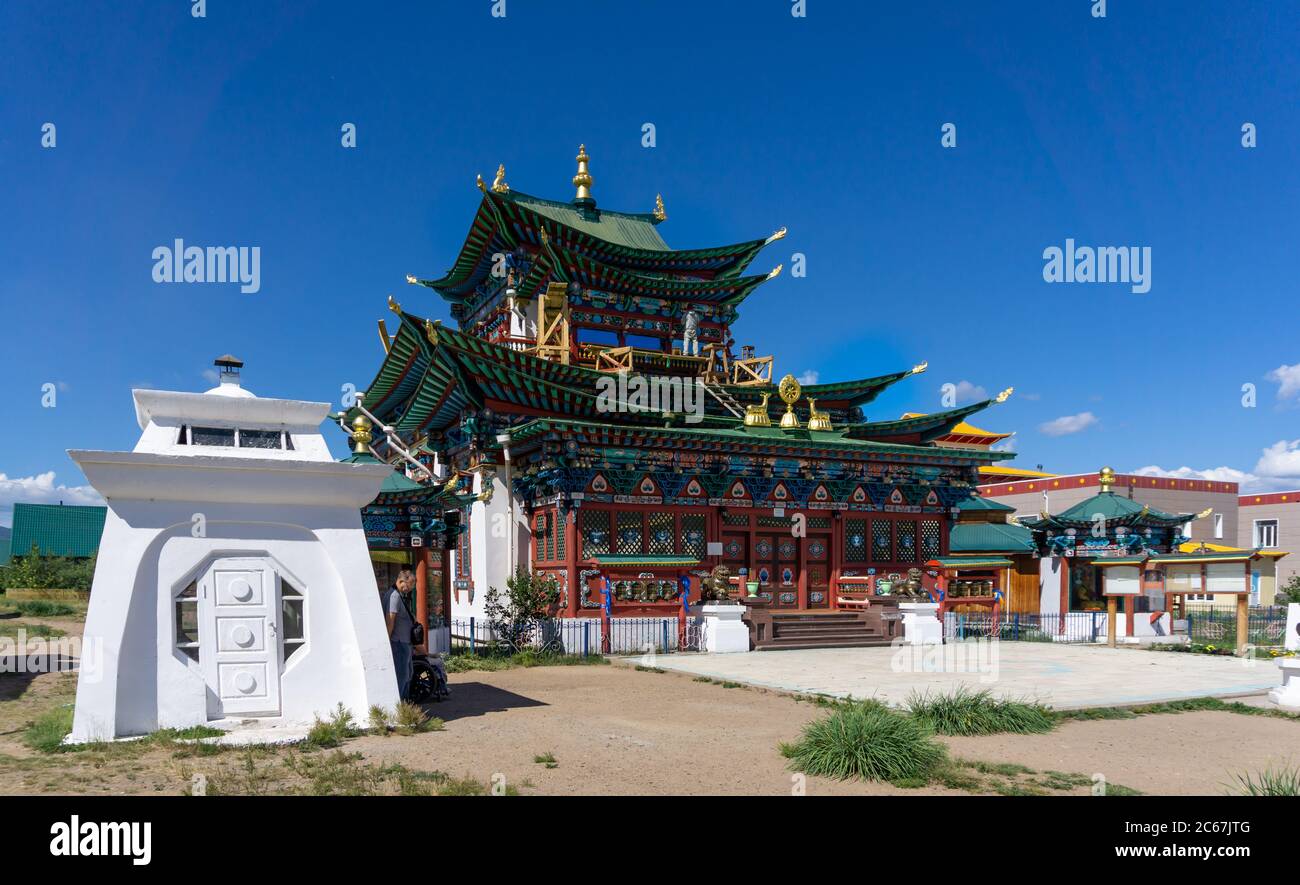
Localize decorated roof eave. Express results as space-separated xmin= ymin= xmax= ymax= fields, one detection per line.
xmin=409 ymin=189 xmax=786 ymax=301
xmin=502 ymin=417 xmax=1007 ymax=463
xmin=517 ymin=239 xmax=780 ymax=305
xmin=844 ymin=389 xmax=1014 ymax=444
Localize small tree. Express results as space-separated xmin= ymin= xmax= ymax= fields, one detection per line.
xmin=484 ymin=567 xmax=561 ymax=651
xmin=1278 ymin=575 xmax=1300 ymax=606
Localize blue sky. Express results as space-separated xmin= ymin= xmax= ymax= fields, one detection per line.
xmin=2 ymin=0 xmax=1299 ymax=525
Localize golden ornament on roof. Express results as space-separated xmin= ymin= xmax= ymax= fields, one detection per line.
xmin=350 ymin=414 xmax=373 ymax=453
xmin=743 ymin=392 xmax=772 ymax=428
xmin=1098 ymin=466 xmax=1116 ymax=492
xmin=476 ymin=173 xmax=486 ymax=193
xmin=653 ymin=193 xmax=666 ymax=221
xmin=911 ymin=361 xmax=929 ymax=375
xmin=777 ymin=374 xmax=802 ymax=429
xmin=491 ymin=163 xmax=510 ymax=193
xmin=572 ymin=144 xmax=593 ymax=200
xmin=995 ymin=387 xmax=1014 ymax=403
xmin=807 ymin=397 xmax=834 ymax=432
xmin=405 ymin=274 xmax=418 ymax=285
xmin=387 ymin=295 xmax=402 ymax=315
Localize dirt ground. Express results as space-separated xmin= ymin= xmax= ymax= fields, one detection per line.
xmin=2 ymin=660 xmax=1297 ymax=796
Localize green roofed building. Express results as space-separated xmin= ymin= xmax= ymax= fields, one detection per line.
xmin=9 ymin=502 xmax=107 ymax=560
xmin=343 ymin=146 xmax=1018 ymax=645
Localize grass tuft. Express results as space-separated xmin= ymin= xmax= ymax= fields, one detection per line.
xmin=23 ymin=706 xmax=74 ymax=753
xmin=907 ymin=687 xmax=1056 ymax=736
xmin=1229 ymin=764 xmax=1300 ymax=796
xmin=780 ymin=701 xmax=947 ymax=783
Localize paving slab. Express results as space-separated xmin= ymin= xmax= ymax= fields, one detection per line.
xmin=619 ymin=642 xmax=1280 ymax=709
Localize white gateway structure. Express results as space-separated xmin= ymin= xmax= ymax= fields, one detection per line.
xmin=68 ymin=357 xmax=396 ymax=741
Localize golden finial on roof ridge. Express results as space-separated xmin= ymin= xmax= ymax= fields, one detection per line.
xmin=539 ymin=226 xmax=550 ymax=245
xmin=653 ymin=193 xmax=666 ymax=221
xmin=405 ymin=274 xmax=418 ymax=285
xmin=1195 ymin=506 xmax=1213 ymax=519
xmin=777 ymin=373 xmax=802 ymax=429
xmin=476 ymin=173 xmax=486 ymax=193
xmin=1098 ymin=465 xmax=1116 ymax=493
xmin=424 ymin=318 xmax=439 ymax=345
xmin=572 ymin=144 xmax=593 ymax=200
xmin=350 ymin=414 xmax=373 ymax=454
xmin=911 ymin=361 xmax=928 ymax=375
xmin=388 ymin=295 xmax=402 ymax=315
xmin=491 ymin=163 xmax=510 ymax=193
xmin=766 ymin=227 xmax=788 ymax=244
xmin=766 ymin=264 xmax=783 ymax=280
xmin=995 ymin=387 xmax=1014 ymax=403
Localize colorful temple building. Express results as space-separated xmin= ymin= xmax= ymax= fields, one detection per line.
xmin=344 ymin=146 xmax=1018 ymax=634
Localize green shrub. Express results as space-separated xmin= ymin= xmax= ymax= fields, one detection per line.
xmin=24 ymin=706 xmax=74 ymax=753
xmin=1230 ymin=765 xmax=1300 ymax=796
xmin=11 ymin=600 xmax=77 ymax=617
xmin=0 ymin=549 xmax=97 ymax=591
xmin=780 ymin=702 xmax=947 ymax=783
xmin=304 ymin=703 xmax=361 ymax=749
xmin=907 ymin=687 xmax=1056 ymax=736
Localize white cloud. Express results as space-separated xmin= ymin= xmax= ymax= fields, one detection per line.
xmin=796 ymin=370 xmax=819 ymax=386
xmin=946 ymin=380 xmax=987 ymax=404
xmin=1132 ymin=464 xmax=1258 ymax=486
xmin=1132 ymin=440 xmax=1300 ymax=493
xmin=1038 ymin=412 xmax=1097 ymax=437
xmin=0 ymin=472 xmax=103 ymax=528
xmin=1267 ymin=364 xmax=1300 ymax=401
xmin=992 ymin=433 xmax=1017 ymax=453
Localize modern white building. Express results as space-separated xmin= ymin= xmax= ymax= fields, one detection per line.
xmin=67 ymin=357 xmax=396 ymax=741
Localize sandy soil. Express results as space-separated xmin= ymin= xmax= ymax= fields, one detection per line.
xmin=1 ymin=656 xmax=1296 ymax=795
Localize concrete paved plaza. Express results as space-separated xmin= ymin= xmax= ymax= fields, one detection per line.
xmin=624 ymin=642 xmax=1283 ymax=709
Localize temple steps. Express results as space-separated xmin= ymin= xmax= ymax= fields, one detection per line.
xmin=753 ymin=610 xmax=894 ymax=651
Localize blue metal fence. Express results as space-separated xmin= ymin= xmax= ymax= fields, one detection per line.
xmin=944 ymin=611 xmax=1105 ymax=643
xmin=445 ymin=616 xmax=704 ymax=657
xmin=1184 ymin=606 xmax=1288 ymax=646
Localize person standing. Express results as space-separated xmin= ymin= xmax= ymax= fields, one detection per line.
xmin=383 ymin=570 xmax=417 ymax=701
xmin=682 ymin=307 xmax=700 ymax=356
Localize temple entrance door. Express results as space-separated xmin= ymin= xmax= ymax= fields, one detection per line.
xmin=803 ymin=534 xmax=831 ymax=608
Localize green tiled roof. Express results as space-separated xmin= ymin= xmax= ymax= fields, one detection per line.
xmin=929 ymin=556 xmax=1014 ymax=569
xmin=509 ymin=192 xmax=669 ymax=251
xmin=948 ymin=522 xmax=1035 ymax=553
xmin=1025 ymin=492 xmax=1194 ymax=530
xmin=591 ymin=555 xmax=700 ymax=568
xmin=956 ymin=496 xmax=1016 ymax=513
xmin=11 ymin=503 xmax=106 ymax=558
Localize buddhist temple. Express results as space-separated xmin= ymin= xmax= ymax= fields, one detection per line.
xmin=344 ymin=147 xmax=1017 ymax=643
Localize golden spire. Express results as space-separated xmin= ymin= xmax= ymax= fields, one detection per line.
xmin=653 ymin=193 xmax=666 ymax=221
xmin=572 ymin=144 xmax=593 ymax=200
xmin=491 ymin=163 xmax=510 ymax=193
xmin=1098 ymin=465 xmax=1116 ymax=493
xmin=351 ymin=414 xmax=373 ymax=455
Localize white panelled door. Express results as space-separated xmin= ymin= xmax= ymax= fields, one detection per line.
xmin=201 ymin=558 xmax=282 ymax=718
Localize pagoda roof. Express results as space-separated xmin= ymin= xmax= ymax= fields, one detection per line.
xmin=411 ymin=188 xmax=785 ymax=302
xmin=513 ymin=234 xmax=779 ymax=306
xmin=842 ymin=397 xmax=1010 ymax=444
xmin=956 ymin=495 xmax=1016 ymax=513
xmin=900 ymin=413 xmax=1012 ymax=445
xmin=357 ymin=304 xmax=951 ymax=437
xmin=1019 ymin=491 xmax=1201 ymax=530
xmin=341 ymin=451 xmax=463 ymax=506
xmin=948 ymin=521 xmax=1036 ymax=554
xmin=503 ymin=415 xmax=1008 ymax=463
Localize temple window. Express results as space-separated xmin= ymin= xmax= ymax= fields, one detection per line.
xmin=178 ymin=426 xmax=294 ymax=450
xmin=281 ymin=578 xmax=306 ymax=664
xmin=845 ymin=519 xmax=868 ymax=562
xmin=616 ymin=511 xmax=643 ymax=553
xmin=871 ymin=520 xmax=893 ymax=561
xmin=680 ymin=514 xmax=706 ymax=558
xmin=920 ymin=520 xmax=942 ymax=559
xmin=648 ymin=512 xmax=674 ymax=554
xmin=581 ymin=509 xmax=611 ymax=557
xmin=174 ymin=580 xmax=200 ymax=662
xmin=896 ymin=522 xmax=918 ymax=562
